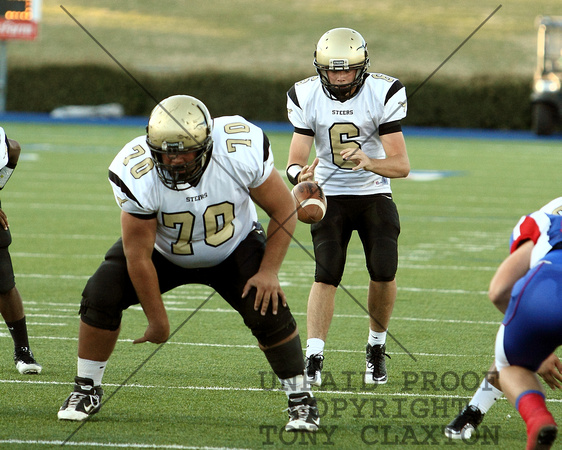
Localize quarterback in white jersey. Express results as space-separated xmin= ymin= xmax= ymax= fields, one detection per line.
xmin=287 ymin=71 xmax=407 ymax=195
xmin=58 ymin=96 xmax=320 ymax=432
xmin=286 ymin=28 xmax=410 ymax=388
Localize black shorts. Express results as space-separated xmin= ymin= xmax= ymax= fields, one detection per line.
xmin=80 ymin=226 xmax=296 ymax=345
xmin=311 ymin=193 xmax=400 ymax=286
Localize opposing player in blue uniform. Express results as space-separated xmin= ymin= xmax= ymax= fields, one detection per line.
xmin=489 ymin=204 xmax=562 ymax=449
xmin=445 ymin=199 xmax=562 ymax=441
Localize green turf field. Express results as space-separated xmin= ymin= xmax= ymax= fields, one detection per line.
xmin=0 ymin=122 xmax=561 ymax=449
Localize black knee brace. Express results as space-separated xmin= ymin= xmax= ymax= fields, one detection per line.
xmin=240 ymin=286 xmax=299 ymax=347
xmin=263 ymin=335 xmax=305 ymax=380
xmin=79 ymin=241 xmax=135 ymax=331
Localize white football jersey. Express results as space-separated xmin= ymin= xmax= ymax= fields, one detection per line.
xmin=287 ymin=74 xmax=407 ymax=196
xmin=0 ymin=127 xmax=9 ymax=170
xmin=109 ymin=115 xmax=274 ymax=268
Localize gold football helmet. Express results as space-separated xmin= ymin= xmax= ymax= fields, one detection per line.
xmin=146 ymin=95 xmax=213 ymax=190
xmin=314 ymin=28 xmax=370 ymax=102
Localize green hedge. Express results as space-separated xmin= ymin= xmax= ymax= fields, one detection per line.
xmin=7 ymin=64 xmax=533 ymax=129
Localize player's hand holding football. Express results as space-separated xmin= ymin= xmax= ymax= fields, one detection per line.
xmin=243 ymin=268 xmax=287 ymax=316
xmin=298 ymin=158 xmax=319 ymax=183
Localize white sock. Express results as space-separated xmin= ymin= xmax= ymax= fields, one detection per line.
xmin=368 ymin=329 xmax=387 ymax=346
xmin=468 ymin=378 xmax=503 ymax=413
xmin=306 ymin=338 xmax=325 ymax=358
xmin=77 ymin=357 xmax=107 ymax=386
xmin=280 ymin=374 xmax=313 ymax=398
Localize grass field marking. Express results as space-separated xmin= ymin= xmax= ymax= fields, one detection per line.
xmin=13 ymin=275 xmax=492 ymax=292
xmin=23 ymin=314 xmax=80 ymax=319
xmin=0 ymin=378 xmax=480 ymax=399
xmin=16 ymin=273 xmax=90 ymax=280
xmin=285 ymin=259 xmax=498 ymax=272
xmin=397 ymin=286 xmax=487 ymax=295
xmin=7 ymin=377 xmax=562 ymax=405
xmin=0 ymin=321 xmax=67 ymax=331
xmin=18 ymin=303 xmax=502 ymax=325
xmin=12 ymin=233 xmax=118 ymax=241
xmin=11 ymin=274 xmax=494 ymax=294
xmin=0 ymin=439 xmax=248 ymax=449
xmin=0 ymin=334 xmax=495 ymax=358
xmin=6 ymin=202 xmax=115 ymax=212
xmin=398 ymin=263 xmax=497 ymax=272
xmin=11 ymin=252 xmax=104 ymax=260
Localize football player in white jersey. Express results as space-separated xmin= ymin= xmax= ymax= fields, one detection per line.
xmin=286 ymin=28 xmax=410 ymax=386
xmin=0 ymin=127 xmax=42 ymax=375
xmin=58 ymin=95 xmax=319 ymax=432
xmin=445 ymin=198 xmax=562 ymax=441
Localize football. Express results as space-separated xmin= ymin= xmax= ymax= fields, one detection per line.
xmin=291 ymin=181 xmax=327 ymax=224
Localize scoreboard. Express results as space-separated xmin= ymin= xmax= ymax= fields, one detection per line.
xmin=0 ymin=0 xmax=41 ymax=112
xmin=0 ymin=0 xmax=41 ymax=40
xmin=0 ymin=0 xmax=29 ymax=19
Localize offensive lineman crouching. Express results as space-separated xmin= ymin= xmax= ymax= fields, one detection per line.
xmin=57 ymin=95 xmax=319 ymax=432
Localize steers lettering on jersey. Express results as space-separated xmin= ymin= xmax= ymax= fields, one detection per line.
xmin=287 ymin=73 xmax=407 ymax=196
xmin=108 ymin=115 xmax=274 ymax=268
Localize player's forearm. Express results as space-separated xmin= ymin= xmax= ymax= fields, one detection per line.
xmin=287 ymin=133 xmax=314 ymax=168
xmin=127 ymin=259 xmax=167 ymax=323
xmin=260 ymin=210 xmax=296 ymax=275
xmin=365 ymin=153 xmax=410 ymax=178
xmin=488 ymin=240 xmax=533 ymax=313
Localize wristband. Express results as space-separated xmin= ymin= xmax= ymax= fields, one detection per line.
xmin=0 ymin=166 xmax=14 ymax=189
xmin=286 ymin=164 xmax=303 ymax=186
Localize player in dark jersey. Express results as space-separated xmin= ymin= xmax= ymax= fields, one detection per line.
xmin=0 ymin=127 xmax=42 ymax=375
